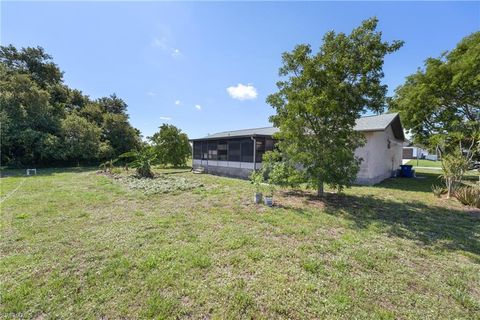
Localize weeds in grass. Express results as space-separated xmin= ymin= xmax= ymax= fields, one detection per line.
xmin=454 ymin=185 xmax=480 ymax=208
xmin=431 ymin=184 xmax=445 ymax=198
xmin=143 ymin=294 xmax=181 ymax=319
xmin=114 ymin=174 xmax=203 ymax=194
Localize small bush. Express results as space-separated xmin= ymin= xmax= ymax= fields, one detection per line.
xmin=454 ymin=186 xmax=480 ymax=208
xmin=111 ymin=167 xmax=122 ymax=174
xmin=431 ymin=185 xmax=445 ymax=198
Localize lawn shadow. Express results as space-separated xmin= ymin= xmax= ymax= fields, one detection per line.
xmin=278 ymin=190 xmax=480 ymax=256
xmin=159 ymin=169 xmax=193 ymax=175
xmin=376 ymin=172 xmax=480 ymax=193
xmin=371 ymin=173 xmax=441 ymax=193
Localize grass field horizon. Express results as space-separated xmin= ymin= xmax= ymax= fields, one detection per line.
xmin=1 ymin=167 xmax=479 ymax=319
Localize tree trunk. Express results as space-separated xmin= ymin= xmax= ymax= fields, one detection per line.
xmin=317 ymin=176 xmax=324 ymax=198
xmin=446 ymin=178 xmax=452 ymax=199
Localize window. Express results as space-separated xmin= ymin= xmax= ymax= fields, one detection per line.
xmin=193 ymin=141 xmax=202 ymax=159
xmin=228 ymin=140 xmax=241 ymax=161
xmin=241 ymin=139 xmax=253 ymax=162
xmin=208 ymin=140 xmax=218 ymax=160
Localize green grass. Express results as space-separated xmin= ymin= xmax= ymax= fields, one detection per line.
xmin=406 ymin=159 xmax=442 ymax=167
xmin=1 ymin=167 xmax=479 ymax=319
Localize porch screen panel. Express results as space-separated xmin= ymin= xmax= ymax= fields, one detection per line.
xmin=265 ymin=138 xmax=275 ymax=152
xmin=255 ymin=137 xmax=265 ymax=162
xmin=208 ymin=140 xmax=218 ymax=160
xmin=241 ymin=139 xmax=253 ymax=162
xmin=193 ymin=141 xmax=202 ymax=159
xmin=218 ymin=140 xmax=228 ymax=161
xmin=228 ymin=140 xmax=241 ymax=161
xmin=201 ymin=141 xmax=208 ymax=160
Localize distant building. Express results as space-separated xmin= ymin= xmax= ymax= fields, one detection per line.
xmin=191 ymin=113 xmax=405 ymax=185
xmin=402 ymin=140 xmax=429 ymax=160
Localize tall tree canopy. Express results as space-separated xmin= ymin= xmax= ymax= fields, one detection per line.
xmin=0 ymin=45 xmax=141 ymax=166
xmin=390 ymin=32 xmax=480 ymax=158
xmin=149 ymin=124 xmax=191 ymax=167
xmin=267 ymin=17 xmax=403 ymax=196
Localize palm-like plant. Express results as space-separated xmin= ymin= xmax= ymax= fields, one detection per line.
xmin=118 ymin=148 xmax=157 ymax=178
xmin=99 ymin=159 xmax=118 ymax=173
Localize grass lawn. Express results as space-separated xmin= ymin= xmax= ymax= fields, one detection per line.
xmin=1 ymin=167 xmax=479 ymax=319
xmin=406 ymin=159 xmax=442 ymax=167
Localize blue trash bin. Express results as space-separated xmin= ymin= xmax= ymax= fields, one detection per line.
xmin=400 ymin=165 xmax=413 ymax=178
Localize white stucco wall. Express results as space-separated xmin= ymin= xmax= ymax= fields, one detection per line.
xmin=354 ymin=125 xmax=403 ymax=185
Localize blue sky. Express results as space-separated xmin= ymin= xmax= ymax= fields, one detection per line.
xmin=2 ymin=1 xmax=479 ymax=139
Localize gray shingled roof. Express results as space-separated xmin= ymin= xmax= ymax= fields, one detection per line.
xmin=191 ymin=113 xmax=403 ymax=141
xmin=353 ymin=113 xmax=399 ymax=132
xmin=193 ymin=127 xmax=280 ymax=140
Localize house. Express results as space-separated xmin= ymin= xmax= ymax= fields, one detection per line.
xmin=191 ymin=113 xmax=405 ymax=185
xmin=402 ymin=139 xmax=429 ymax=160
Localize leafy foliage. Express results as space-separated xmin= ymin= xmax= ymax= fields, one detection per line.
xmin=61 ymin=114 xmax=101 ymax=162
xmin=431 ymin=185 xmax=445 ymax=198
xmin=454 ymin=185 xmax=480 ymax=208
xmin=390 ymin=32 xmax=480 ymax=160
xmin=99 ymin=159 xmax=118 ymax=173
xmin=261 ymin=150 xmax=304 ymax=189
xmin=250 ymin=170 xmax=264 ymax=193
xmin=440 ymin=149 xmax=469 ymax=198
xmin=119 ymin=148 xmax=157 ymax=178
xmin=267 ymin=17 xmax=403 ymax=196
xmin=0 ymin=45 xmax=141 ymax=166
xmin=149 ymin=124 xmax=191 ymax=167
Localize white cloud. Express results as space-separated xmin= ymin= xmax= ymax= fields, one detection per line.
xmin=151 ymin=37 xmax=168 ymax=50
xmin=160 ymin=116 xmax=172 ymax=120
xmin=227 ymin=83 xmax=258 ymax=101
xmin=147 ymin=91 xmax=157 ymax=97
xmin=175 ymin=100 xmax=181 ymax=105
xmin=195 ymin=104 xmax=202 ymax=110
xmin=171 ymin=48 xmax=181 ymax=57
xmin=150 ymin=28 xmax=181 ymax=58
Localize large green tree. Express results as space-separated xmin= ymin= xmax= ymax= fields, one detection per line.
xmin=267 ymin=17 xmax=403 ymax=196
xmin=0 ymin=45 xmax=142 ymax=166
xmin=61 ymin=114 xmax=101 ymax=163
xmin=0 ymin=45 xmax=63 ymax=88
xmin=390 ymin=32 xmax=480 ymax=159
xmin=0 ymin=64 xmax=64 ymax=164
xmin=102 ymin=113 xmax=141 ymax=157
xmin=149 ymin=124 xmax=191 ymax=167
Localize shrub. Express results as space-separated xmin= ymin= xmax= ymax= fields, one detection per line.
xmin=250 ymin=170 xmax=264 ymax=194
xmin=454 ymin=186 xmax=480 ymax=208
xmin=111 ymin=167 xmax=122 ymax=175
xmin=431 ymin=185 xmax=446 ymax=198
xmin=99 ymin=159 xmax=117 ymax=173
xmin=441 ymin=150 xmax=469 ymax=198
xmin=118 ymin=148 xmax=157 ymax=178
